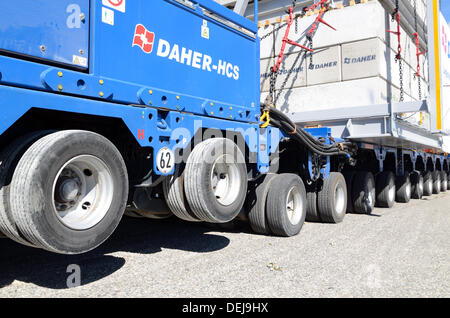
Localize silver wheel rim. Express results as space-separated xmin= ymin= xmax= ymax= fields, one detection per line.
xmin=427 ymin=180 xmax=433 ymax=193
xmin=406 ymin=182 xmax=411 ymax=198
xmin=418 ymin=179 xmax=424 ymax=193
xmin=367 ymin=189 xmax=375 ymax=208
xmin=52 ymin=155 xmax=114 ymax=230
xmin=335 ymin=184 xmax=346 ymax=215
xmin=210 ymin=154 xmax=241 ymax=206
xmin=388 ymin=182 xmax=395 ymax=202
xmin=285 ymin=186 xmax=303 ymax=225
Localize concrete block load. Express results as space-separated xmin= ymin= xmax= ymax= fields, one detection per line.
xmin=257 ymin=0 xmax=430 ymax=128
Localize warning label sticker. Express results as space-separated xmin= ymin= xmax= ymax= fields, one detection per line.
xmin=73 ymin=55 xmax=88 ymax=67
xmin=102 ymin=7 xmax=115 ymax=25
xmin=102 ymin=0 xmax=126 ymax=13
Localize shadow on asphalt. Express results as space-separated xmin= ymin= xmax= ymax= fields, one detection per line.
xmin=0 ymin=217 xmax=233 ymax=290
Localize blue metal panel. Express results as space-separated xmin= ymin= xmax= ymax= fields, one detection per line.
xmin=0 ymin=85 xmax=280 ymax=175
xmin=0 ymin=0 xmax=90 ymax=69
xmin=92 ymin=0 xmax=259 ymax=118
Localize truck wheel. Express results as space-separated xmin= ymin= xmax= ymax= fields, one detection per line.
xmin=9 ymin=130 xmax=128 ymax=254
xmin=410 ymin=171 xmax=423 ymax=200
xmin=352 ymin=171 xmax=376 ymax=214
xmin=396 ymin=174 xmax=411 ymax=203
xmin=317 ymin=172 xmax=347 ymax=223
xmin=423 ymin=172 xmax=433 ymax=196
xmin=440 ymin=171 xmax=447 ymax=192
xmin=342 ymin=171 xmax=356 ymax=213
xmin=0 ymin=131 xmax=53 ymax=247
xmin=184 ymin=138 xmax=247 ymax=223
xmin=306 ymin=191 xmax=320 ymax=222
xmin=266 ymin=174 xmax=306 ymax=237
xmin=376 ymin=171 xmax=396 ymax=208
xmin=447 ymin=171 xmax=450 ymax=190
xmin=163 ymin=164 xmax=201 ymax=222
xmin=246 ymin=173 xmax=277 ymax=234
xmin=432 ymin=171 xmax=441 ymax=194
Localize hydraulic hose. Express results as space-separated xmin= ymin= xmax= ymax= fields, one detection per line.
xmin=266 ymin=107 xmax=353 ymax=156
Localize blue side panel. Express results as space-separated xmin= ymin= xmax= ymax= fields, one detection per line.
xmin=0 ymin=0 xmax=89 ymax=69
xmin=92 ymin=0 xmax=258 ymax=114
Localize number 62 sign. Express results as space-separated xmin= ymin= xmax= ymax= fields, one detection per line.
xmin=156 ymin=147 xmax=175 ymax=174
xmin=102 ymin=0 xmax=126 ymax=13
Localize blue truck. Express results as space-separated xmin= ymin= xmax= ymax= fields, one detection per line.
xmin=0 ymin=0 xmax=448 ymax=254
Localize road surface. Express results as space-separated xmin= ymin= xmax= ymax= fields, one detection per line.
xmin=1 ymin=192 xmax=449 ymax=297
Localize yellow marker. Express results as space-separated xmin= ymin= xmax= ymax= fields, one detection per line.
xmin=432 ymin=0 xmax=442 ymax=130
xmin=99 ymin=91 xmax=104 ymax=97
xmin=99 ymin=79 xmax=104 ymax=85
xmin=57 ymin=71 xmax=63 ymax=77
xmin=149 ymin=90 xmax=153 ymax=95
xmin=57 ymin=84 xmax=63 ymax=91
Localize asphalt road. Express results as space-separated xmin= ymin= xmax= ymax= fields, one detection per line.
xmin=0 ymin=192 xmax=449 ymax=298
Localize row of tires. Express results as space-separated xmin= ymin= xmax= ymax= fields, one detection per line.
xmin=0 ymin=131 xmax=448 ymax=254
xmin=241 ymin=169 xmax=450 ymax=238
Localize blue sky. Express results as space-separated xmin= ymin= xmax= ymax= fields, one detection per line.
xmin=443 ymin=1 xmax=450 ymax=24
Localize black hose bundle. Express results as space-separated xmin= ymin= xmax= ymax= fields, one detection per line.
xmin=267 ymin=107 xmax=353 ymax=156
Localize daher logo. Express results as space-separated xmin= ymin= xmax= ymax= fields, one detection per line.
xmin=132 ymin=24 xmax=155 ymax=54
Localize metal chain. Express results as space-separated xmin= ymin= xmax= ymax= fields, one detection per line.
xmin=418 ymin=75 xmax=422 ymax=100
xmin=393 ymin=0 xmax=404 ymax=102
xmin=413 ymin=0 xmax=422 ymax=100
xmin=308 ymin=36 xmax=314 ymax=69
xmin=398 ymin=58 xmax=404 ymax=102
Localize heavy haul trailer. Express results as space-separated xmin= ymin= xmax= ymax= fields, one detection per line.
xmin=0 ymin=0 xmax=447 ymax=255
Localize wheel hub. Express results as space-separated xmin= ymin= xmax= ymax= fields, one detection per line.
xmin=285 ymin=186 xmax=303 ymax=225
xmin=52 ymin=155 xmax=114 ymax=230
xmin=210 ymin=154 xmax=241 ymax=206
xmin=56 ymin=177 xmax=80 ymax=203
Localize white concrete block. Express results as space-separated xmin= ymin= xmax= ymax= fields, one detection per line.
xmin=260 ymin=57 xmax=274 ymax=92
xmin=271 ymin=1 xmax=388 ymax=55
xmin=261 ymin=76 xmax=403 ymax=113
xmin=307 ymin=45 xmax=341 ymax=86
xmin=260 ymin=54 xmax=307 ymax=92
xmin=258 ymin=25 xmax=277 ymax=59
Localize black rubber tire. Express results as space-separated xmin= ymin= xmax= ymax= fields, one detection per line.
xmin=266 ymin=174 xmax=307 ymax=237
xmin=352 ymin=171 xmax=376 ymax=214
xmin=317 ymin=172 xmax=347 ymax=223
xmin=306 ymin=191 xmax=320 ymax=222
xmin=163 ymin=164 xmax=201 ymax=222
xmin=9 ymin=130 xmax=129 ymax=254
xmin=376 ymin=171 xmax=396 ymax=208
xmin=423 ymin=171 xmax=433 ymax=196
xmin=246 ymin=173 xmax=277 ymax=234
xmin=342 ymin=171 xmax=356 ymax=213
xmin=440 ymin=171 xmax=447 ymax=192
xmin=184 ymin=138 xmax=247 ymax=223
xmin=410 ymin=171 xmax=423 ymax=200
xmin=432 ymin=171 xmax=441 ymax=194
xmin=395 ymin=174 xmax=411 ymax=203
xmin=447 ymin=171 xmax=450 ymax=190
xmin=0 ymin=131 xmax=53 ymax=247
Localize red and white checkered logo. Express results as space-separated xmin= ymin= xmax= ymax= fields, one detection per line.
xmin=132 ymin=24 xmax=155 ymax=54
